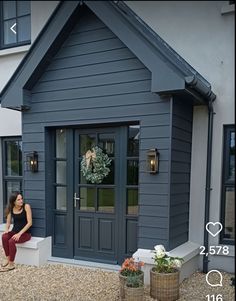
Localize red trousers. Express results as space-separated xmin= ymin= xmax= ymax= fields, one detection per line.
xmin=2 ymin=231 xmax=31 ymax=262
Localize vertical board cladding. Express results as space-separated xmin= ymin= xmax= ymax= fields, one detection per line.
xmin=169 ymin=97 xmax=193 ymax=249
xmin=22 ymin=7 xmax=172 ymax=247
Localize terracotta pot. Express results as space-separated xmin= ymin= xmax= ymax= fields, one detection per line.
xmin=124 ymin=285 xmax=144 ymax=301
xmin=119 ymin=272 xmax=144 ymax=300
xmin=150 ymin=268 xmax=180 ymax=301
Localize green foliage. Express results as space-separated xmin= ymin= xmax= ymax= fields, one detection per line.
xmin=126 ymin=275 xmax=143 ymax=288
xmin=120 ymin=269 xmax=143 ymax=277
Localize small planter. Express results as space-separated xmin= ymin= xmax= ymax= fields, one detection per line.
xmin=124 ymin=285 xmax=144 ymax=301
xmin=119 ymin=272 xmax=144 ymax=300
xmin=150 ymin=267 xmax=180 ymax=301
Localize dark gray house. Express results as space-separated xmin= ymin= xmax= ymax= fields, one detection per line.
xmin=0 ymin=1 xmax=215 ymax=265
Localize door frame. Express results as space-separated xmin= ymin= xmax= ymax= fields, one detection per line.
xmin=50 ymin=125 xmax=138 ymax=264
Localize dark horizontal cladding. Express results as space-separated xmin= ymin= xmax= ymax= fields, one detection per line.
xmin=36 ymin=59 xmax=147 ymax=85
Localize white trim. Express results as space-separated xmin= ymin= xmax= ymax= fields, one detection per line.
xmin=0 ymin=45 xmax=30 ymax=57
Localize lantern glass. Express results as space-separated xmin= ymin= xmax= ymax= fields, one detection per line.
xmin=27 ymin=151 xmax=38 ymax=172
xmin=147 ymin=149 xmax=159 ymax=174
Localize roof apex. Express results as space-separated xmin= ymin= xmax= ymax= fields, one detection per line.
xmin=0 ymin=1 xmax=215 ymax=109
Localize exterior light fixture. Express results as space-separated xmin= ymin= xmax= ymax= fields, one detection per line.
xmin=147 ymin=148 xmax=159 ymax=174
xmin=27 ymin=151 xmax=38 ymax=172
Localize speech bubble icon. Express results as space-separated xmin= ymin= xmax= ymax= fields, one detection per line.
xmin=206 ymin=222 xmax=223 ymax=237
xmin=206 ymin=270 xmax=223 ymax=287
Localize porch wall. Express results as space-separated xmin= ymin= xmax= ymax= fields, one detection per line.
xmin=169 ymin=97 xmax=193 ymax=250
xmin=22 ymin=8 xmax=175 ymax=251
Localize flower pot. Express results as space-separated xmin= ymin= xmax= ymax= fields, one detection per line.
xmin=119 ymin=272 xmax=144 ymax=300
xmin=124 ymin=286 xmax=144 ymax=301
xmin=150 ymin=268 xmax=180 ymax=301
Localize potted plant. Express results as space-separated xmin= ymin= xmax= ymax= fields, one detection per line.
xmin=150 ymin=245 xmax=183 ymax=301
xmin=119 ymin=257 xmax=144 ymax=300
xmin=124 ymin=274 xmax=144 ymax=301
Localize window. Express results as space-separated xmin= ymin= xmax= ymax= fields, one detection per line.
xmin=220 ymin=125 xmax=235 ymax=244
xmin=2 ymin=137 xmax=23 ymax=218
xmin=126 ymin=125 xmax=140 ymax=215
xmin=0 ymin=1 xmax=31 ymax=49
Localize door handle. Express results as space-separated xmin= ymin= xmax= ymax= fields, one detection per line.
xmin=74 ymin=193 xmax=80 ymax=208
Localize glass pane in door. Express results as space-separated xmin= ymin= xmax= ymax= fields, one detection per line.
xmin=127 ymin=189 xmax=138 ymax=215
xmin=80 ymin=187 xmax=95 ymax=211
xmin=56 ymin=187 xmax=67 ymax=210
xmin=98 ymin=133 xmax=115 ymax=155
xmin=98 ymin=188 xmax=115 ymax=213
xmin=80 ymin=134 xmax=96 ymax=156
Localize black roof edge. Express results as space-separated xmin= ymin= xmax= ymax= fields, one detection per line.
xmin=111 ymin=1 xmax=216 ymax=103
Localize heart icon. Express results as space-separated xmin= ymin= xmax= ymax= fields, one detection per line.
xmin=206 ymin=222 xmax=223 ymax=237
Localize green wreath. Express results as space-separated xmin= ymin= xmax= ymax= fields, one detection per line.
xmin=81 ymin=146 xmax=112 ymax=184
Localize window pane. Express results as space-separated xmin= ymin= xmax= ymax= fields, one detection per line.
xmin=223 ymin=187 xmax=235 ymax=240
xmin=5 ymin=141 xmax=22 ymax=176
xmin=18 ymin=16 xmax=31 ymax=42
xmin=128 ymin=125 xmax=140 ymax=156
xmin=98 ymin=189 xmax=115 ymax=213
xmin=80 ymin=134 xmax=96 ymax=156
xmin=127 ymin=189 xmax=138 ymax=215
xmin=98 ymin=133 xmax=115 ymax=156
xmin=56 ymin=161 xmax=66 ymax=184
xmin=229 ymin=131 xmax=235 ymax=180
xmin=3 ymin=1 xmax=16 ymax=19
xmin=17 ymin=1 xmax=30 ymax=16
xmin=79 ymin=187 xmax=95 ymax=211
xmin=101 ymin=159 xmax=114 ymax=184
xmin=4 ymin=19 xmax=17 ymax=45
xmin=127 ymin=160 xmax=139 ymax=185
xmin=56 ymin=129 xmax=66 ymax=158
xmin=56 ymin=187 xmax=67 ymax=210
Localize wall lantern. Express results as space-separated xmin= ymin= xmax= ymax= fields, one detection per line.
xmin=27 ymin=151 xmax=38 ymax=173
xmin=147 ymin=148 xmax=159 ymax=174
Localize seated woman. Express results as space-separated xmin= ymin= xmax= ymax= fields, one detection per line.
xmin=1 ymin=192 xmax=32 ymax=271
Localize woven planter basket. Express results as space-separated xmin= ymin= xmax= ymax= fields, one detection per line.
xmin=124 ymin=286 xmax=144 ymax=301
xmin=150 ymin=267 xmax=180 ymax=301
xmin=119 ymin=272 xmax=144 ymax=300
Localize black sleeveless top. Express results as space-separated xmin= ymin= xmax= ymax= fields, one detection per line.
xmin=12 ymin=204 xmax=31 ymax=233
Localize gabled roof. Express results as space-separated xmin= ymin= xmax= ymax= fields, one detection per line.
xmin=0 ymin=1 xmax=216 ymax=110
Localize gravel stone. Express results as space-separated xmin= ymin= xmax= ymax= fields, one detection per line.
xmin=0 ymin=248 xmax=234 ymax=300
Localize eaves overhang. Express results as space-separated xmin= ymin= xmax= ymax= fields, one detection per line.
xmin=0 ymin=0 xmax=216 ymax=110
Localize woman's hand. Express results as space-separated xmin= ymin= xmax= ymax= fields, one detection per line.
xmin=12 ymin=233 xmax=22 ymax=241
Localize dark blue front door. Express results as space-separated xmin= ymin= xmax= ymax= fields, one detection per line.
xmin=52 ymin=126 xmax=139 ymax=264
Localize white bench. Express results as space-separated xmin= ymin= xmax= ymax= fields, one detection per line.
xmin=133 ymin=241 xmax=200 ymax=284
xmin=0 ymin=224 xmax=51 ymax=266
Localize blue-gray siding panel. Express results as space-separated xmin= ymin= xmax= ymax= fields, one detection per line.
xmin=169 ymin=97 xmax=193 ymax=249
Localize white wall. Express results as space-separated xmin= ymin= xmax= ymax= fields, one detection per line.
xmin=31 ymin=1 xmax=59 ymax=41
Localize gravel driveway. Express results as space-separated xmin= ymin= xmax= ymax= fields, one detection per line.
xmin=0 ymin=248 xmax=234 ymax=301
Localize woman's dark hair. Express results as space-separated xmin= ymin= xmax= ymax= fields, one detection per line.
xmin=5 ymin=191 xmax=22 ymax=217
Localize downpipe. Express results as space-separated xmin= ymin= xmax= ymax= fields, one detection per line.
xmin=203 ymin=99 xmax=215 ymax=273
